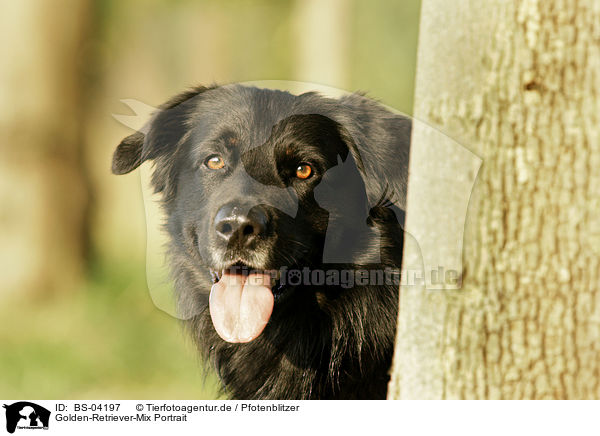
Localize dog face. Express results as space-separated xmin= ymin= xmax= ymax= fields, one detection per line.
xmin=113 ymin=84 xmax=409 ymax=344
xmin=178 ymin=112 xmax=354 ymax=276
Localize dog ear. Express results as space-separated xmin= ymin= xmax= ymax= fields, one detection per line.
xmin=333 ymin=94 xmax=412 ymax=211
xmin=112 ymin=131 xmax=145 ymax=175
xmin=111 ymin=86 xmax=216 ymax=176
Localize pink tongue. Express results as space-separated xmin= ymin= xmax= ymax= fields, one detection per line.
xmin=209 ymin=272 xmax=274 ymax=343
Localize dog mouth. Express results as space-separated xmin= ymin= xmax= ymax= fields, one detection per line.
xmin=209 ymin=262 xmax=288 ymax=298
xmin=208 ymin=261 xmax=292 ymax=344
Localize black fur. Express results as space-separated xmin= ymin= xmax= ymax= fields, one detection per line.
xmin=112 ymin=84 xmax=411 ymax=399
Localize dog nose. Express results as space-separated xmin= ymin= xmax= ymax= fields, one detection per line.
xmin=214 ymin=204 xmax=268 ymax=244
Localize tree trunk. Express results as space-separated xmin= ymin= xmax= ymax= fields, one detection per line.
xmin=0 ymin=1 xmax=92 ymax=297
xmin=389 ymin=0 xmax=600 ymax=399
xmin=293 ymin=0 xmax=351 ymax=89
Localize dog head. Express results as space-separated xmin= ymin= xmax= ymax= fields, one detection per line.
xmin=112 ymin=84 xmax=410 ymax=342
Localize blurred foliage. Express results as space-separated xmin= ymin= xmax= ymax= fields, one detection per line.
xmin=0 ymin=259 xmax=221 ymax=398
xmin=351 ymin=0 xmax=421 ymax=113
xmin=0 ymin=0 xmax=420 ymax=398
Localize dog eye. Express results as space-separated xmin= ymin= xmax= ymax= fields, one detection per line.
xmin=295 ymin=163 xmax=313 ymax=180
xmin=205 ymin=155 xmax=225 ymax=170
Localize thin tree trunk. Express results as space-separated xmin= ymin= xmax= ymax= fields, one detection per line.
xmin=0 ymin=1 xmax=92 ymax=296
xmin=293 ymin=0 xmax=351 ymax=89
xmin=389 ymin=0 xmax=600 ymax=399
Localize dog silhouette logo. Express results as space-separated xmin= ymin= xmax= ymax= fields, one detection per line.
xmin=3 ymin=402 xmax=50 ymax=434
xmin=314 ymin=154 xmax=404 ymax=264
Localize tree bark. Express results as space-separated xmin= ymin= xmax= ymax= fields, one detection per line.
xmin=389 ymin=0 xmax=600 ymax=399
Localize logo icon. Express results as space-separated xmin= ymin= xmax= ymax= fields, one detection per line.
xmin=3 ymin=402 xmax=50 ymax=434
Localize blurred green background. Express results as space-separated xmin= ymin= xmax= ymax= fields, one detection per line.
xmin=0 ymin=0 xmax=420 ymax=398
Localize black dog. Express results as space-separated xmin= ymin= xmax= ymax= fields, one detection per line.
xmin=112 ymin=84 xmax=411 ymax=399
